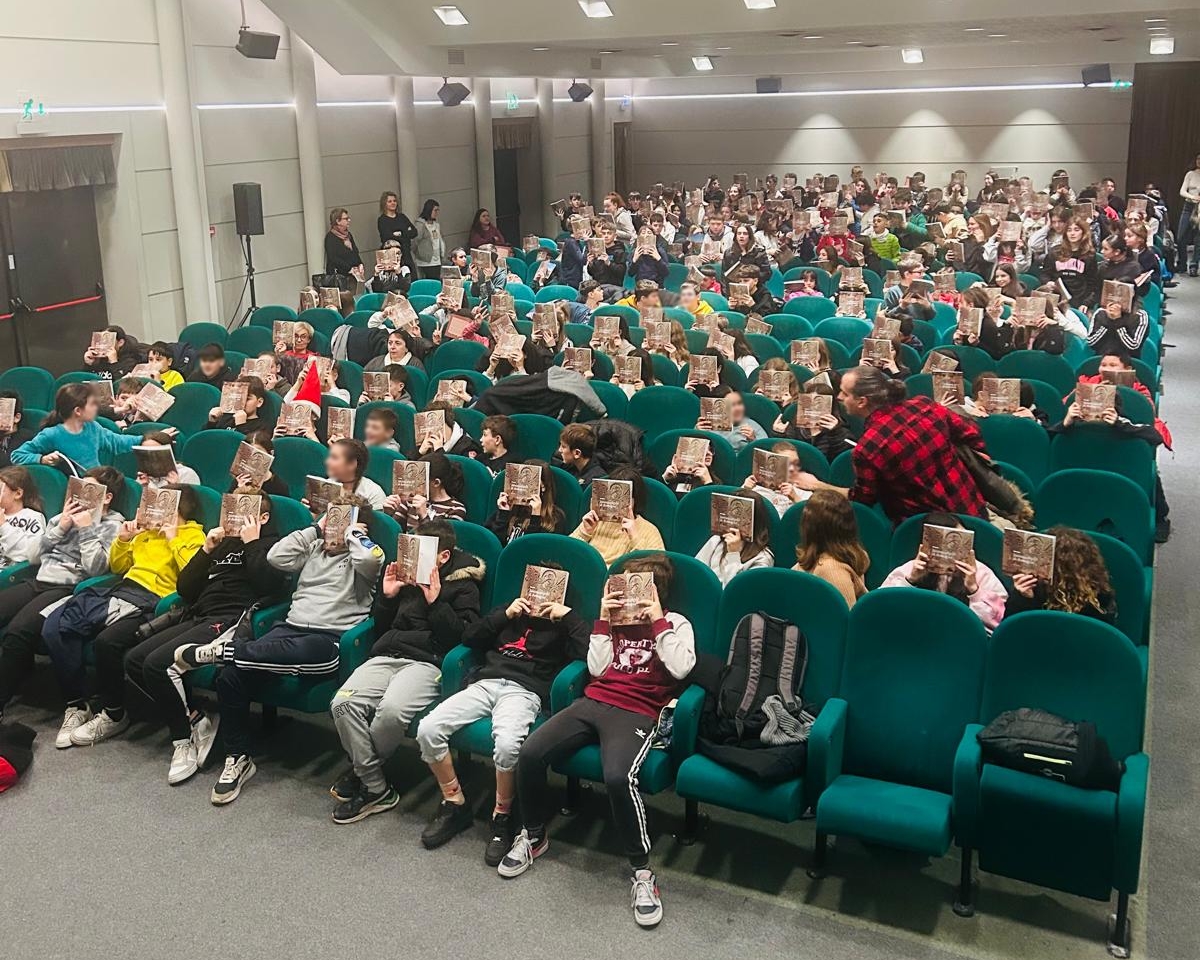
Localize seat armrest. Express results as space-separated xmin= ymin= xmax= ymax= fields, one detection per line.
xmin=0 ymin=561 xmax=35 ymax=589
xmin=550 ymin=660 xmax=588 ymax=714
xmin=1114 ymin=752 xmax=1149 ymax=894
xmin=154 ymin=592 xmax=182 ymax=617
xmin=74 ymin=574 xmax=117 ymax=594
xmin=252 ymin=601 xmax=290 ymax=636
xmin=669 ymin=683 xmax=707 ymax=768
xmin=952 ymin=723 xmax=985 ymax=849
xmin=440 ymin=644 xmax=477 ymax=696
xmin=806 ymin=697 xmax=848 ymax=802
xmin=338 ymin=618 xmax=376 ymax=676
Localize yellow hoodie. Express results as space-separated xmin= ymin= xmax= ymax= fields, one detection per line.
xmin=108 ymin=522 xmax=205 ymax=597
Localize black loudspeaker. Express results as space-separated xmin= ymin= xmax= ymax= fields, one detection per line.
xmin=567 ymin=81 xmax=594 ymax=103
xmin=233 ymin=182 xmax=264 ymax=236
xmin=237 ymin=28 xmax=281 ymax=60
xmin=1082 ymin=64 xmax=1112 ymax=87
xmin=756 ymin=77 xmax=783 ymax=94
xmin=437 ymin=80 xmax=471 ymax=106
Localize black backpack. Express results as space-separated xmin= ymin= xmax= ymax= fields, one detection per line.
xmin=977 ymin=708 xmax=1124 ymax=791
xmin=711 ymin=612 xmax=807 ymax=742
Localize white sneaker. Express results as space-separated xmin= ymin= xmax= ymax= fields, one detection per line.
xmin=631 ymin=869 xmax=663 ymax=928
xmin=168 ymin=738 xmax=199 ymax=785
xmin=174 ymin=639 xmax=227 ymax=673
xmin=497 ymin=829 xmax=549 ymax=879
xmin=56 ymin=705 xmax=93 ymax=749
xmin=70 ymin=710 xmax=130 ymax=746
xmin=211 ymin=754 xmax=256 ymax=805
xmin=192 ymin=713 xmax=220 ymax=770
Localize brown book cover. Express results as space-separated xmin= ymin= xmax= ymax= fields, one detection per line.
xmin=790 ymin=339 xmax=822 ymax=370
xmin=1125 ymin=197 xmax=1148 ymax=216
xmin=273 ymin=320 xmax=296 ymax=346
xmin=672 ymin=436 xmax=710 ymax=474
xmin=323 ymin=502 xmax=357 ymax=554
xmin=0 ymin=397 xmax=15 ymax=434
xmin=884 ymin=270 xmax=901 ymax=288
xmin=827 ymin=216 xmax=850 ymax=236
xmin=414 ymin=409 xmax=446 ymax=446
xmin=488 ymin=313 xmax=518 ymax=342
xmin=920 ymin=524 xmax=975 ymax=575
xmin=839 ymin=267 xmax=864 ymax=289
xmin=396 ymin=533 xmax=440 ymax=585
xmin=871 ymin=316 xmax=901 ymax=341
xmin=700 ymin=396 xmax=732 ymax=432
xmin=945 ymin=241 xmax=965 ymax=265
xmin=220 ymin=493 xmax=262 ymax=537
xmin=593 ymin=316 xmax=620 ymax=343
xmin=996 ymin=220 xmax=1023 ymax=243
xmin=300 ymin=355 xmax=333 ymax=384
xmin=219 ymin=381 xmax=248 ymax=415
xmin=66 ymin=477 xmax=106 ymax=524
xmin=521 ymin=564 xmax=569 ymax=608
xmin=441 ymin=284 xmax=467 ymax=312
xmin=523 ymin=234 xmax=541 ymax=253
xmin=1012 ymin=296 xmax=1048 ymax=326
xmin=471 ymin=248 xmax=496 ymax=270
xmin=700 ymin=238 xmax=723 ymax=259
xmin=638 ymin=305 xmax=664 ymax=325
xmin=615 ymin=355 xmax=642 ymax=385
xmin=504 ymin=463 xmax=543 ymax=507
xmin=304 ymin=475 xmax=342 ymax=516
xmin=133 ymin=444 xmax=177 ymax=479
xmin=298 ymin=287 xmax=318 ymax=311
xmin=758 ymin=369 xmax=792 ymax=403
xmin=1051 ymin=174 xmax=1070 ymax=191
xmin=1101 ymin=280 xmax=1135 ymax=313
xmin=279 ymin=402 xmax=313 ymax=434
xmin=982 ymin=286 xmax=1005 ymax=305
xmin=587 ymin=237 xmax=606 ymax=259
xmin=327 ymin=406 xmax=353 ymax=439
xmin=710 ymin=493 xmax=754 ymax=540
xmin=922 ymin=351 xmax=960 ymax=374
xmin=983 ymin=202 xmax=1011 ymax=223
xmin=708 ymin=330 xmax=735 ymax=357
xmin=795 ymin=393 xmax=832 ymax=430
xmin=819 ymin=192 xmax=839 ymax=210
xmin=318 ymin=287 xmax=342 ymax=309
xmin=230 ymin=443 xmax=274 ymax=486
xmin=1100 ymin=368 xmax=1137 ymax=388
xmin=568 ymin=215 xmax=591 ymax=239
xmin=562 ymin=347 xmax=593 ymax=375
xmin=847 ymin=239 xmax=865 ymax=263
xmin=494 ymin=333 xmax=527 ymax=363
xmin=441 ymin=265 xmax=464 ymax=283
xmin=90 ymin=380 xmax=115 ymax=402
xmin=490 ymin=291 xmax=516 ymax=318
xmin=590 ymin=478 xmax=633 ymax=522
xmin=926 ymin=221 xmax=946 ymax=240
xmin=433 ymin=378 xmax=470 ymax=407
xmin=1001 ymin=528 xmax=1056 ymax=582
xmin=1073 ymin=202 xmax=1095 ymax=222
xmin=240 ymin=358 xmax=273 ymax=383
xmin=752 ymin=448 xmax=789 ymax=490
xmin=932 ymin=371 xmax=965 ymax=406
xmin=692 ymin=314 xmax=720 ymax=335
xmin=1076 ymin=382 xmax=1117 ymax=421
xmin=136 ymin=487 xmax=181 ymax=531
xmin=443 ymin=313 xmax=475 ymax=341
xmin=956 ymin=307 xmax=983 ymax=339
xmin=362 ymin=371 xmax=391 ymax=402
xmin=392 ymin=460 xmax=430 ymax=499
xmin=980 ymin=377 xmax=1022 ymax=414
xmin=90 ymin=330 xmax=117 ymax=353
xmin=836 ymin=292 xmax=865 ymax=317
xmin=131 ymin=383 xmax=175 ymax=422
xmin=745 ymin=317 xmax=773 ymax=336
xmin=375 ymin=247 xmax=400 ymax=271
xmin=605 ymin=572 xmax=655 ymax=625
xmin=578 ymin=204 xmax=595 ymax=220
xmin=532 ymin=305 xmax=559 ymax=342
xmin=729 ymin=282 xmax=751 ymax=303
xmin=862 ymin=338 xmax=893 ymax=364
xmin=690 ymin=354 xmax=719 ymax=387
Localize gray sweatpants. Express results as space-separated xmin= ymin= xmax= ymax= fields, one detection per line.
xmin=330 ymin=656 xmax=442 ymax=794
xmin=416 ymin=677 xmax=541 ymax=771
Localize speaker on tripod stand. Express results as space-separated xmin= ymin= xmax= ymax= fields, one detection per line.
xmin=232 ymin=182 xmax=264 ymax=328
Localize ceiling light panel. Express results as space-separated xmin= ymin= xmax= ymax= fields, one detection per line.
xmin=578 ymin=1 xmax=613 ymax=17
xmin=433 ymin=5 xmax=468 ymax=26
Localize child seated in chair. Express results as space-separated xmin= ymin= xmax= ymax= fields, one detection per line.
xmin=0 ymin=466 xmax=46 ymax=570
xmin=570 ymin=467 xmax=665 ymax=565
xmin=416 ymin=401 xmax=482 ymax=459
xmin=486 ymin=459 xmax=566 ymax=544
xmin=695 ymin=488 xmax=774 ymax=585
xmin=362 ymin=407 xmax=401 ymax=454
xmin=1004 ymin=526 xmax=1116 ymax=623
xmin=206 ymin=375 xmax=269 ymax=436
xmin=740 ymin=442 xmax=809 ymax=515
xmin=133 ymin=431 xmax=201 ymax=488
xmin=771 ymin=380 xmax=855 ymax=460
xmin=386 ymin=451 xmax=468 ymax=532
xmin=478 ymin=415 xmax=516 ymax=477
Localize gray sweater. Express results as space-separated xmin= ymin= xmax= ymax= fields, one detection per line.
xmin=36 ymin=510 xmax=126 ymax=586
xmin=267 ymin=526 xmax=383 ymax=633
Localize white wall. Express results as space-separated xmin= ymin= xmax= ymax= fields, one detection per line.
xmin=412 ymin=77 xmax=478 ymax=252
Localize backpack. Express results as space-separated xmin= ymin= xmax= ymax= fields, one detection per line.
xmin=593 ymin=419 xmax=646 ymax=475
xmin=712 ymin=612 xmax=807 ymax=741
xmin=170 ymin=341 xmax=199 ymax=377
xmin=977 ymin=708 xmax=1124 ymax=791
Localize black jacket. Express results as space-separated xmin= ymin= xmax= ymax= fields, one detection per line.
xmin=206 ymin=413 xmax=269 ymax=436
xmin=1005 ymin=584 xmax=1115 ymax=624
xmin=175 ymin=534 xmax=286 ymax=622
xmin=368 ymin=548 xmax=485 ymax=664
xmin=0 ymin=427 xmax=35 ymax=469
xmin=588 ymin=243 xmax=628 ymax=287
xmin=721 ymin=243 xmax=772 ymax=286
xmin=627 ymin=237 xmax=670 ymax=285
xmin=377 ymin=213 xmax=418 ymax=268
xmin=324 ymin=230 xmax=363 ymax=276
xmin=188 ymin=366 xmax=235 ymax=388
xmin=485 ymin=508 xmax=568 ymax=545
xmin=462 ymin=607 xmax=590 ymax=706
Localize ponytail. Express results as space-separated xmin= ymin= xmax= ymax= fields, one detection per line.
xmin=848 ymin=365 xmax=906 ymax=408
xmin=45 ymin=383 xmax=94 ymax=428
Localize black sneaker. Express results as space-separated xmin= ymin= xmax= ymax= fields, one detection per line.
xmin=211 ymin=755 xmax=256 ymax=805
xmin=332 ymin=786 xmax=400 ymax=824
xmin=330 ymin=770 xmax=362 ymax=803
xmin=1155 ymin=518 xmax=1171 ymax=544
xmin=484 ymin=813 xmax=515 ymax=867
xmin=420 ymin=799 xmax=473 ymax=849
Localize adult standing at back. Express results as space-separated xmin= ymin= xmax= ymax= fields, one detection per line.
xmin=467 ymin=208 xmax=507 ymax=250
xmin=793 ymin=365 xmax=989 ymax=524
xmin=414 ymin=199 xmax=446 ymax=280
xmin=377 ymin=191 xmax=417 ymax=273
xmin=324 ymin=208 xmax=364 ymax=281
xmin=1178 ymin=152 xmax=1200 ymax=277
xmin=602 ymin=193 xmax=635 ymax=245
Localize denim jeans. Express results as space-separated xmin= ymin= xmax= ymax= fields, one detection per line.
xmin=1177 ymin=201 xmax=1198 ymax=271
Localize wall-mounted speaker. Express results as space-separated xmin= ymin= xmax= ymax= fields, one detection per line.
xmin=437 ymin=80 xmax=471 ymax=106
xmin=756 ymin=77 xmax=783 ymax=94
xmin=568 ymin=81 xmax=594 ymax=102
xmin=233 ymin=182 xmax=264 ymax=236
xmin=1082 ymin=63 xmax=1112 ymax=86
xmin=236 ymin=29 xmax=280 ymax=60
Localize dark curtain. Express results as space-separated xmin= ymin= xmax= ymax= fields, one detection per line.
xmin=1126 ymin=62 xmax=1200 ymax=225
xmin=1 ymin=144 xmax=116 ymax=192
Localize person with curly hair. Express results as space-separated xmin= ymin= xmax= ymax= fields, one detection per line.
xmin=1004 ymin=526 xmax=1116 ymax=623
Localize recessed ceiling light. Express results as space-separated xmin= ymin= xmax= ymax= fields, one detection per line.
xmin=578 ymin=1 xmax=613 ymax=18
xmin=1147 ymin=26 xmax=1168 ymax=31
xmin=901 ymin=47 xmax=924 ymax=64
xmin=803 ymin=35 xmax=823 ymax=40
xmin=433 ymin=5 xmax=468 ymax=26
xmin=717 ymin=46 xmax=732 ymax=50
xmin=964 ymin=27 xmax=985 ymax=32
xmin=1150 ymin=35 xmax=1175 ymax=54
xmin=987 ymin=34 xmax=1007 ymax=38
xmin=846 ymin=40 xmax=863 ymax=45
xmin=661 ymin=41 xmax=678 ymax=46
xmin=1145 ymin=18 xmax=1167 ymax=22
xmin=692 ymin=55 xmax=714 ymax=70
xmin=743 ymin=0 xmax=776 ymax=8
xmin=598 ymin=49 xmax=617 ymax=54
xmin=532 ymin=46 xmax=549 ymax=51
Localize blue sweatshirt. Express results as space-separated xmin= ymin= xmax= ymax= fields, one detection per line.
xmin=10 ymin=422 xmax=139 ymax=470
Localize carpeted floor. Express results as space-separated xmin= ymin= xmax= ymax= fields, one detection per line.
xmin=2 ymin=280 xmax=1196 ymax=960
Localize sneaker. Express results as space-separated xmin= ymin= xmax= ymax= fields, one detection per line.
xmin=420 ymin=798 xmax=473 ymax=849
xmin=174 ymin=639 xmax=227 ymax=673
xmin=497 ymin=829 xmax=549 ymax=878
xmin=484 ymin=813 xmax=515 ymax=867
xmin=329 ymin=770 xmax=362 ymax=803
xmin=1156 ymin=518 xmax=1172 ymax=544
xmin=55 ymin=705 xmax=93 ymax=749
xmin=192 ymin=713 xmax=220 ymax=770
xmin=630 ymin=869 xmax=664 ymax=928
xmin=332 ymin=786 xmax=400 ymax=824
xmin=211 ymin=755 xmax=256 ymax=805
xmin=70 ymin=710 xmax=129 ymax=746
xmin=168 ymin=738 xmax=199 ymax=785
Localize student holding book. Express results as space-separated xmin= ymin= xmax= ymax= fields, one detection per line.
xmin=721 ymin=223 xmax=772 ymax=287
xmin=696 ymin=488 xmax=774 ymax=586
xmin=228 ymin=431 xmax=289 ymax=498
xmin=328 ymin=519 xmax=483 ymax=823
xmin=627 ymin=215 xmax=670 ymax=287
xmin=1085 ymin=293 xmax=1150 ymax=359
xmin=583 ymin=221 xmax=626 ymax=289
xmin=416 ymin=401 xmax=483 ymax=459
xmin=415 ymin=563 xmax=589 ymax=858
xmin=314 ymin=438 xmax=387 ymax=511
xmin=11 ymin=383 xmax=141 ymax=472
xmin=82 ymin=325 xmax=143 ymax=382
xmin=497 ymin=553 xmax=694 ymax=929
xmin=570 ymin=467 xmax=664 ymax=565
xmin=44 ymin=484 xmax=205 ymax=747
xmin=1004 ymin=526 xmax=1116 ymax=622
xmin=486 ymin=460 xmax=566 ymax=544
xmin=130 ymin=490 xmax=286 ymax=784
xmin=1039 ymin=218 xmax=1099 ymax=309
xmin=792 ymin=490 xmax=869 ymax=608
xmin=389 ymin=451 xmax=468 ymax=532
xmin=661 ymin=440 xmax=721 ymax=498
xmin=698 ymin=389 xmax=767 ymax=454
xmin=206 ymin=376 xmax=270 ymax=435
xmin=0 ymin=467 xmax=124 ymax=727
xmin=555 ymin=423 xmax=606 ymax=487
xmin=187 ymin=344 xmax=235 ymax=388
xmin=772 ymin=382 xmax=855 ymax=460
xmin=0 ymin=467 xmax=46 ymax=569
xmin=133 ymin=431 xmax=201 ymax=488
xmin=0 ymin=391 xmax=33 ymax=469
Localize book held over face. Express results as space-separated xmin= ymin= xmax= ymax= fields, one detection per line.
xmin=644 ymin=321 xmax=671 ymax=351
xmin=690 ymin=354 xmax=719 ymax=387
xmin=605 ymin=572 xmax=655 ymax=625
xmin=305 ymin=475 xmax=343 ymax=517
xmin=323 ymin=502 xmax=357 ymax=555
xmin=980 ymin=377 xmax=1022 ymax=414
xmin=299 ymin=287 xmax=319 ymax=311
xmin=836 ymin=292 xmax=865 ymax=318
xmin=133 ymin=444 xmax=177 ymax=479
xmin=471 ymin=248 xmax=496 ymax=270
xmin=521 ymin=565 xmax=569 ymax=609
xmin=745 ymin=317 xmax=773 ymax=337
xmin=827 ymin=216 xmax=850 ymax=236
xmin=932 ymin=371 xmax=965 ymax=406
xmin=956 ymin=307 xmax=983 ymax=339
xmin=327 ymin=406 xmax=353 ymax=439
xmin=635 ymin=228 xmax=657 ymax=258
xmin=240 ymin=358 xmax=273 ymax=383
xmin=700 ymin=396 xmax=733 ymax=432
xmin=700 ymin=238 xmax=723 ymax=259
xmin=375 ymin=247 xmax=400 ymax=272
xmin=273 ymin=320 xmax=295 ymax=347
xmin=523 ymin=234 xmax=541 ymax=253
xmin=443 ymin=313 xmax=475 ymax=341
xmin=692 ymin=314 xmax=720 ymax=335
xmin=729 ymin=282 xmax=752 ymax=303
xmin=1001 ymin=528 xmax=1056 ymax=582
xmin=862 ymin=338 xmax=893 ymax=365
xmin=752 ymin=448 xmax=789 ymax=489
xmin=392 ymin=460 xmax=430 ymax=499
xmin=758 ymin=369 xmax=792 ymax=403
xmin=230 ymin=442 xmax=273 ymax=486
xmin=1073 ymin=202 xmax=1095 ymax=221
xmin=362 ymin=371 xmax=391 ymax=402
xmin=1076 ymin=382 xmax=1116 ymax=421
xmin=1100 ymin=368 xmax=1136 ymax=388
xmin=615 ymin=355 xmax=642 ymax=385
xmin=587 ymin=237 xmax=606 ymax=259
xmin=795 ymin=392 xmax=832 ymax=430
xmin=1012 ymin=297 xmax=1048 ymax=326
xmin=562 ymin=347 xmax=593 ymax=375
xmin=847 ymin=240 xmax=865 ymax=263
xmin=90 ymin=380 xmax=115 ymax=402
xmin=488 ymin=312 xmax=517 ymax=342
xmin=494 ymin=333 xmax=527 ymax=364
xmin=413 ymin=409 xmax=446 ymax=446
xmin=1101 ymin=280 xmax=1135 ymax=313
xmin=279 ymin=402 xmax=313 ymax=434
xmin=594 ymin=315 xmax=620 ymax=343
xmin=319 ymin=287 xmax=341 ymax=310
xmin=590 ymin=478 xmax=633 ymax=523
xmin=996 ymin=220 xmax=1022 ymax=243
xmin=0 ymin=397 xmax=14 ymax=433
xmin=920 ymin=523 xmax=975 ymax=575
xmin=490 ymin=291 xmax=516 ymax=319
xmin=638 ymin=305 xmax=664 ymax=324
xmin=137 ymin=487 xmax=181 ymax=531
xmin=672 ymin=436 xmax=709 ymax=474
xmin=922 ymin=350 xmax=960 ymax=374
xmin=131 ymin=382 xmax=176 ymax=422
xmin=220 ymin=493 xmax=262 ymax=537
xmin=441 ymin=285 xmax=466 ymax=313
xmin=90 ymin=330 xmax=117 ymax=353
xmin=433 ymin=378 xmax=470 ymax=407
xmin=1051 ymin=174 xmax=1070 ymax=192
xmin=396 ymin=534 xmax=441 ymax=585
xmin=839 ymin=267 xmax=863 ymax=289
xmin=871 ymin=316 xmax=901 ymax=341
xmin=790 ymin=339 xmax=822 ymax=370
xmin=1126 ymin=197 xmax=1148 ymax=216
xmin=710 ymin=493 xmax=754 ymax=540
xmin=504 ymin=463 xmax=542 ymax=507
xmin=219 ymin=381 xmax=249 ymax=415
xmin=532 ymin=304 xmax=558 ymax=342
xmin=708 ymin=330 xmax=735 ymax=357
xmin=66 ymin=477 xmax=106 ymax=524
xmin=982 ymin=202 xmax=1011 ymax=223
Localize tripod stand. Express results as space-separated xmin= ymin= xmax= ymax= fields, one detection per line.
xmin=234 ymin=232 xmax=258 ymax=329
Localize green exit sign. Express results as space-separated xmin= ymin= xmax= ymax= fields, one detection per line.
xmin=505 ymin=91 xmax=519 ymax=111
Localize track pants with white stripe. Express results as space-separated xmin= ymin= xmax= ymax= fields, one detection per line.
xmin=216 ymin=623 xmax=340 ymax=757
xmin=515 ymin=697 xmax=656 ymax=869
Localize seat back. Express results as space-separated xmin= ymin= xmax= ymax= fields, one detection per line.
xmin=813 ymin=317 xmax=872 ymax=353
xmin=160 ymin=382 xmax=222 ymax=438
xmin=448 ymin=520 xmax=502 ymax=608
xmin=1035 ymin=469 xmax=1153 ymax=564
xmin=840 ymin=589 xmax=987 ymax=792
xmin=977 ymin=414 xmax=1051 ymax=484
xmin=1087 ymin=531 xmax=1148 ymax=646
xmin=272 ymin=437 xmax=329 ymax=499
xmin=535 ymin=284 xmax=580 ymax=303
xmin=177 ymin=322 xmax=228 ymax=350
xmin=250 ymin=305 xmax=296 ymax=327
xmin=365 ymin=446 xmax=406 ymax=494
xmin=995 ymin=352 xmax=1076 ymax=394
xmin=181 ymin=430 xmax=245 ymax=491
xmin=1048 ymin=426 xmax=1156 ymax=500
xmin=427 ymin=340 xmax=488 ymax=377
xmin=26 ymin=464 xmax=69 ymax=516
xmin=509 ymin=413 xmax=564 ymax=462
xmin=227 ymin=325 xmax=273 ymax=356
xmin=446 ymin=454 xmax=495 ymax=524
xmin=627 ymin=386 xmax=700 ymax=441
xmin=829 ymin=449 xmax=856 ymax=487
xmin=297 ymin=307 xmax=344 ymax=339
xmin=0 ymin=367 xmax=55 ymax=409
xmin=491 ymin=533 xmax=608 ymax=619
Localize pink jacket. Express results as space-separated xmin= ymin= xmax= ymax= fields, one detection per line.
xmin=881 ymin=559 xmax=1008 ymax=632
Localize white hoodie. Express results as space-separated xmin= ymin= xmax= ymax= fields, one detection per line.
xmin=0 ymin=507 xmax=47 ymax=566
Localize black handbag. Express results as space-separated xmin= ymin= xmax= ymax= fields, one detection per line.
xmin=311 ymin=273 xmax=354 ymax=292
xmin=977 ymin=708 xmax=1123 ymax=791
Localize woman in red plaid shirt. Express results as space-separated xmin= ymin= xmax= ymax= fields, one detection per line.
xmin=795 ymin=365 xmax=989 ymax=523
